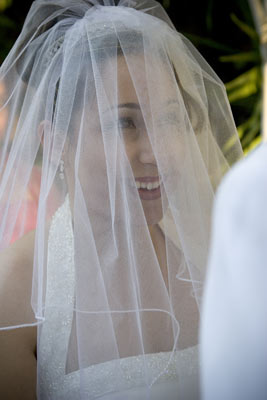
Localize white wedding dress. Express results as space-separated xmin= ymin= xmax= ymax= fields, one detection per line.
xmin=37 ymin=197 xmax=200 ymax=399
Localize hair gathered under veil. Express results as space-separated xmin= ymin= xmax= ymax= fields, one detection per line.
xmin=0 ymin=1 xmax=242 ymax=398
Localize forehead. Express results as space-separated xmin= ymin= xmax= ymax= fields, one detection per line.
xmin=102 ymin=54 xmax=177 ymax=108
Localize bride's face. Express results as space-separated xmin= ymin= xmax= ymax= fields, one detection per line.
xmin=65 ymin=54 xmax=183 ymax=227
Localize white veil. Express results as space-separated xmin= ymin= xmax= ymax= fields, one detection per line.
xmin=0 ymin=0 xmax=243 ymax=398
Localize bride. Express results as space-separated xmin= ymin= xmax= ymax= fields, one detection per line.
xmin=0 ymin=0 xmax=242 ymax=398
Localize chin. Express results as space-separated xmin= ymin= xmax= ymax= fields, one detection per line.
xmin=143 ymin=203 xmax=163 ymax=226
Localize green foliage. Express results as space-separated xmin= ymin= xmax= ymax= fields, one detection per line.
xmin=0 ymin=0 xmax=15 ymax=63
xmin=0 ymin=0 xmax=12 ymax=12
xmin=185 ymin=33 xmax=238 ymax=53
xmin=162 ymin=0 xmax=170 ymax=8
xmin=221 ymin=13 xmax=262 ymax=153
xmin=225 ymin=66 xmax=261 ymax=102
xmin=220 ymin=51 xmax=260 ymax=64
xmin=184 ymin=2 xmax=263 ymax=154
xmin=0 ymin=13 xmax=16 ymax=62
xmin=0 ymin=0 xmax=263 ymax=154
xmin=230 ymin=13 xmax=258 ymax=40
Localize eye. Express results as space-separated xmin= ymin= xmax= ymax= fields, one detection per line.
xmin=158 ymin=111 xmax=179 ymax=127
xmin=101 ymin=116 xmax=136 ymax=134
xmin=118 ymin=117 xmax=136 ymax=130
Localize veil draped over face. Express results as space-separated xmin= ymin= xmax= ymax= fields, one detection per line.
xmin=0 ymin=0 xmax=242 ymax=398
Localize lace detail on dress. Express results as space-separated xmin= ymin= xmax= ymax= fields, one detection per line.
xmin=38 ymin=196 xmax=200 ymax=399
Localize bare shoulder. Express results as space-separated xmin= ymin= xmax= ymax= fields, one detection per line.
xmin=0 ymin=230 xmax=36 ymax=328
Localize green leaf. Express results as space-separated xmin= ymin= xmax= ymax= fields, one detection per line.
xmin=229 ymin=85 xmax=258 ymax=102
xmin=243 ymin=135 xmax=262 ymax=155
xmin=223 ymin=132 xmax=242 ymax=155
xmin=219 ymin=51 xmax=260 ymax=63
xmin=184 ymin=33 xmax=239 ymax=53
xmin=241 ymin=118 xmax=261 ymax=147
xmin=162 ymin=0 xmax=170 ymax=8
xmin=0 ymin=0 xmax=12 ymax=12
xmin=0 ymin=14 xmax=16 ymax=29
xmin=206 ymin=0 xmax=214 ymax=32
xmin=230 ymin=13 xmax=258 ymax=40
xmin=228 ymin=83 xmax=259 ymax=102
xmin=225 ymin=66 xmax=261 ymax=90
xmin=240 ymin=120 xmax=260 ymax=143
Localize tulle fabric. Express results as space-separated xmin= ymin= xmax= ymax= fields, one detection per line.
xmin=0 ymin=0 xmax=242 ymax=397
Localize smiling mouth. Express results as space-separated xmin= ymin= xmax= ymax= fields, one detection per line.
xmin=135 ymin=180 xmax=161 ymax=191
xmin=132 ymin=177 xmax=162 ymax=200
xmin=133 ymin=176 xmax=161 ymax=190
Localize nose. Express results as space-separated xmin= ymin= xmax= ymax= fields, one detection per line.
xmin=138 ymin=132 xmax=156 ymax=164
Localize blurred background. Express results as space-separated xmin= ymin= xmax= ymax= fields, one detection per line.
xmin=0 ymin=0 xmax=263 ymax=153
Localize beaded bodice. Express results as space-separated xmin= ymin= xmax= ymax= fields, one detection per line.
xmin=38 ymin=197 xmax=200 ymax=399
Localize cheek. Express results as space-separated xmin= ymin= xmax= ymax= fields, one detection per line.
xmin=123 ymin=142 xmax=137 ymax=165
xmin=65 ymin=134 xmax=105 ymax=189
xmin=79 ymin=139 xmax=107 ymax=181
xmin=0 ymin=108 xmax=8 ymax=137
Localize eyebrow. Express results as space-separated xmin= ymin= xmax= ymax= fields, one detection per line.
xmin=104 ymin=99 xmax=179 ymax=113
xmin=164 ymin=99 xmax=179 ymax=107
xmin=103 ymin=102 xmax=140 ymax=114
xmin=117 ymin=100 xmax=179 ymax=109
xmin=117 ymin=102 xmax=140 ymax=109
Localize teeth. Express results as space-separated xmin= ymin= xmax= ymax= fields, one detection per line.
xmin=135 ymin=180 xmax=161 ymax=190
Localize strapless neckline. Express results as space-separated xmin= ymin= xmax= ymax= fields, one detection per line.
xmin=38 ymin=196 xmax=200 ymax=399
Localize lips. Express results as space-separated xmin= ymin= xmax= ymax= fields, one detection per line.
xmin=134 ymin=176 xmax=162 ymax=201
xmin=134 ymin=176 xmax=160 ymax=182
xmin=137 ymin=184 xmax=162 ymax=200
